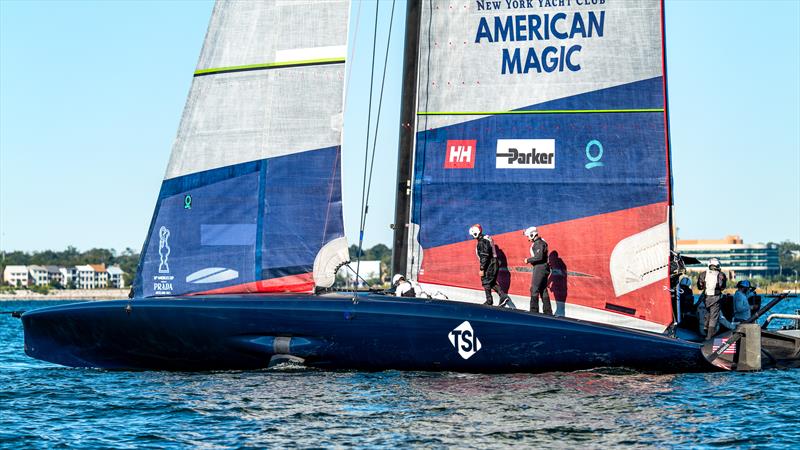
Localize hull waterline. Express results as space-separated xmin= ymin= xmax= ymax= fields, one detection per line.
xmin=22 ymin=293 xmax=713 ymax=373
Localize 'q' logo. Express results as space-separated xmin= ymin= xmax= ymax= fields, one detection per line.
xmin=585 ymin=139 xmax=604 ymax=169
xmin=448 ymin=321 xmax=482 ymax=360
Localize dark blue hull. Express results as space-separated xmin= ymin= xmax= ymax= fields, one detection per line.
xmin=22 ymin=293 xmax=714 ymax=373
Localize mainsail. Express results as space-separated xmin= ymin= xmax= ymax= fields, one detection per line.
xmin=133 ymin=0 xmax=350 ymax=297
xmin=399 ymin=0 xmax=673 ymax=332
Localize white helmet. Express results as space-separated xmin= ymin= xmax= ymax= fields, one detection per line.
xmin=524 ymin=226 xmax=538 ymax=240
xmin=392 ymin=274 xmax=405 ymax=286
xmin=468 ymin=224 xmax=483 ymax=239
xmin=709 ymin=257 xmax=720 ymax=267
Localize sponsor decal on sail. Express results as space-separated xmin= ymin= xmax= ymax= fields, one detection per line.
xmin=186 ymin=267 xmax=240 ymax=284
xmin=444 ymin=140 xmax=476 ymax=169
xmin=496 ymin=139 xmax=555 ymax=169
xmin=153 ymin=226 xmax=174 ymax=295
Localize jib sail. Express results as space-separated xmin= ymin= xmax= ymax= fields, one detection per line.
xmin=133 ymin=0 xmax=350 ymax=297
xmin=402 ymin=0 xmax=673 ymax=332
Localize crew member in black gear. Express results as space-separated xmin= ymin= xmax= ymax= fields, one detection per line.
xmin=469 ymin=224 xmax=510 ymax=306
xmin=523 ymin=226 xmax=552 ymax=314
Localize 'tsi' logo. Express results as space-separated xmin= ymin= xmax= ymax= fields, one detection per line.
xmin=449 ymin=321 xmax=482 ymax=359
xmin=444 ymin=140 xmax=476 ymax=169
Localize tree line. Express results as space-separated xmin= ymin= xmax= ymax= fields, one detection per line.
xmin=0 ymin=244 xmax=396 ymax=288
xmin=1 ymin=246 xmax=139 ymax=286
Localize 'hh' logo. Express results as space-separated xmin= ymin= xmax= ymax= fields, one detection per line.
xmin=444 ymin=140 xmax=476 ymax=169
xmin=496 ymin=139 xmax=555 ymax=169
xmin=449 ymin=321 xmax=482 ymax=360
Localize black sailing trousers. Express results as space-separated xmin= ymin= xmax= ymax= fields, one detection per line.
xmin=530 ymin=265 xmax=552 ymax=315
xmin=482 ymin=260 xmax=508 ymax=305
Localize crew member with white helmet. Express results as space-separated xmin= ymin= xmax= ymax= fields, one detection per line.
xmin=696 ymin=257 xmax=727 ymax=339
xmin=522 ymin=226 xmax=552 ymax=315
xmin=392 ymin=274 xmax=423 ymax=298
xmin=391 ymin=274 xmax=448 ymax=300
xmin=469 ymin=224 xmax=510 ymax=306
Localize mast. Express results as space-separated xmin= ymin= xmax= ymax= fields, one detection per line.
xmin=391 ymin=0 xmax=421 ymax=276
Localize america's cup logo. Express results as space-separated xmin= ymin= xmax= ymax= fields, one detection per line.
xmin=158 ymin=226 xmax=171 ymax=274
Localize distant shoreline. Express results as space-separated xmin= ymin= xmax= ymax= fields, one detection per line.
xmin=0 ymin=289 xmax=129 ymax=300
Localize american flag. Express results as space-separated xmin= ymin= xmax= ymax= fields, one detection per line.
xmin=713 ymin=337 xmax=737 ymax=355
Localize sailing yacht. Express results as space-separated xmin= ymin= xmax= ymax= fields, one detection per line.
xmin=23 ymin=0 xmax=772 ymax=372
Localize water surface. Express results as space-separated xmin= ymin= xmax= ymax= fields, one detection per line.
xmin=2 ymin=300 xmax=798 ymax=448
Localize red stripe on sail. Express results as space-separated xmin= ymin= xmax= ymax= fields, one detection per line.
xmin=192 ymin=273 xmax=316 ymax=295
xmin=419 ymin=202 xmax=673 ymax=328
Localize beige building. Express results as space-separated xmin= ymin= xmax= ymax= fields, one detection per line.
xmin=3 ymin=265 xmax=29 ymax=287
xmin=28 ymin=265 xmax=49 ymax=286
xmin=90 ymin=264 xmax=109 ymax=288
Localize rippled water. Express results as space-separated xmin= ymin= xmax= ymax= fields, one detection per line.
xmin=2 ymin=300 xmax=799 ymax=448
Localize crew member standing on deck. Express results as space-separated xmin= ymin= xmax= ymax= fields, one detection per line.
xmin=696 ymin=258 xmax=727 ymax=339
xmin=523 ymin=226 xmax=553 ymax=315
xmin=470 ymin=224 xmax=510 ymax=307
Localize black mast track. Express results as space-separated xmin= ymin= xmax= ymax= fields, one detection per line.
xmin=391 ymin=0 xmax=422 ymax=276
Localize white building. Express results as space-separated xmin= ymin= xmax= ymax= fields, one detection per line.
xmin=677 ymin=235 xmax=780 ymax=278
xmin=337 ymin=260 xmax=382 ymax=287
xmin=28 ymin=265 xmax=49 ymax=286
xmin=3 ymin=265 xmax=29 ymax=287
xmin=75 ymin=265 xmax=96 ymax=289
xmin=60 ymin=267 xmax=75 ymax=287
xmin=106 ymin=265 xmax=126 ymax=288
xmin=90 ymin=264 xmax=109 ymax=288
xmin=46 ymin=266 xmax=63 ymax=286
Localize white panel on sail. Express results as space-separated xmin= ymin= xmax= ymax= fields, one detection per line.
xmin=166 ymin=0 xmax=349 ymax=180
xmin=417 ymin=0 xmax=663 ymax=129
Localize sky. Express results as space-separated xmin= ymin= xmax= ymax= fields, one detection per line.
xmin=0 ymin=0 xmax=798 ymax=254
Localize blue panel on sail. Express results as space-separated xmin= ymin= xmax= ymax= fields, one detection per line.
xmin=133 ymin=146 xmax=344 ymax=297
xmin=201 ymin=224 xmax=257 ymax=246
xmin=412 ymin=81 xmax=667 ymax=249
xmin=261 ymin=145 xmax=344 ymax=280
xmin=518 ymin=77 xmax=665 ymax=112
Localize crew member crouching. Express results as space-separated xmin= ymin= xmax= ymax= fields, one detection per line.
xmin=392 ymin=274 xmax=422 ymax=298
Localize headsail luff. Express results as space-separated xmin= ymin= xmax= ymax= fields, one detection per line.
xmin=403 ymin=0 xmax=673 ymax=333
xmin=133 ymin=0 xmax=350 ymax=298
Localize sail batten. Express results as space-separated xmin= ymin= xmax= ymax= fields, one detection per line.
xmin=134 ymin=0 xmax=350 ymax=298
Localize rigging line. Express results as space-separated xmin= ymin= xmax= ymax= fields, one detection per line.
xmin=355 ymin=0 xmax=381 ymax=287
xmin=363 ymin=0 xmax=397 ymax=238
xmin=343 ymin=0 xmax=363 ymax=113
xmin=411 ymin=0 xmax=434 ymax=279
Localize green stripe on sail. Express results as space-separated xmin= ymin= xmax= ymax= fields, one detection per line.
xmin=417 ymin=108 xmax=664 ymax=115
xmin=194 ymin=57 xmax=346 ymax=76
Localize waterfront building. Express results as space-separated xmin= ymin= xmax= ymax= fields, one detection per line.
xmin=28 ymin=265 xmax=49 ymax=286
xmin=337 ymin=260 xmax=382 ymax=287
xmin=74 ymin=265 xmax=96 ymax=289
xmin=106 ymin=265 xmax=126 ymax=288
xmin=3 ymin=265 xmax=29 ymax=287
xmin=89 ymin=264 xmax=108 ymax=288
xmin=46 ymin=266 xmax=63 ymax=286
xmin=676 ymin=235 xmax=780 ymax=278
xmin=59 ymin=267 xmax=75 ymax=287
